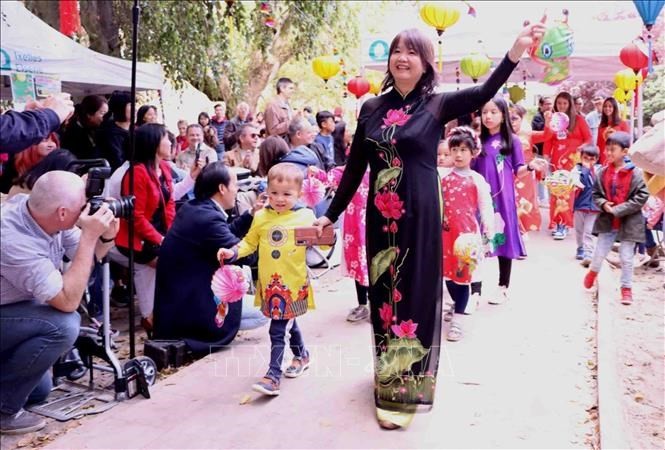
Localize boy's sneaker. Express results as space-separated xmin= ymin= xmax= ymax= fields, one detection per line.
xmin=620 ymin=287 xmax=633 ymax=305
xmin=346 ymin=305 xmax=369 ymax=322
xmin=284 ymin=356 xmax=310 ymax=378
xmin=583 ymin=270 xmax=598 ymax=289
xmin=0 ymin=409 xmax=46 ymax=435
xmin=575 ymin=247 xmax=585 ymax=260
xmin=252 ymin=377 xmax=280 ymax=396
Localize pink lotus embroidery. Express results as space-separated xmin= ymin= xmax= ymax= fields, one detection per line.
xmin=382 ymin=108 xmax=411 ymax=128
xmin=393 ymin=288 xmax=402 ymax=303
xmin=379 ymin=303 xmax=393 ymax=330
xmin=374 ymin=191 xmax=404 ymax=220
xmin=391 ymin=319 xmax=418 ymax=339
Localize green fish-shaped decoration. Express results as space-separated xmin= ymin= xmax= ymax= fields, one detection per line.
xmin=529 ymin=12 xmax=574 ymax=85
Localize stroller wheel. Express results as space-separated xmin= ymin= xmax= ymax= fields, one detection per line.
xmin=134 ymin=356 xmax=158 ymax=386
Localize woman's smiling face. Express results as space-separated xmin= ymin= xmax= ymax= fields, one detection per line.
xmin=389 ymin=38 xmax=424 ymax=89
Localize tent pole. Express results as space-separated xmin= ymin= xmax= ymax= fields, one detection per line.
xmin=628 ymin=96 xmax=634 ymax=144
xmin=637 ymin=82 xmax=643 ymax=138
xmin=127 ymin=0 xmax=140 ymax=359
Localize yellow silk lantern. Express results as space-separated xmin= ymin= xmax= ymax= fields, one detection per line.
xmin=419 ymin=3 xmax=460 ymax=72
xmin=614 ymin=68 xmax=640 ymax=92
xmin=460 ymin=53 xmax=492 ymax=83
xmin=613 ymin=87 xmax=628 ymax=104
xmin=366 ymin=71 xmax=383 ymax=95
xmin=312 ymin=56 xmax=341 ymax=83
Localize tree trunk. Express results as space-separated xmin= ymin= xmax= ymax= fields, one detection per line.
xmin=23 ymin=0 xmax=60 ymax=30
xmin=79 ymin=0 xmax=121 ymax=56
xmin=242 ymin=10 xmax=296 ymax=113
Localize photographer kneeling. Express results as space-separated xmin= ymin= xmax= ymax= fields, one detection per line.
xmin=0 ymin=171 xmax=118 ymax=435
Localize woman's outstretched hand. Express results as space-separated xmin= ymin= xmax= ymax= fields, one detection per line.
xmin=508 ymin=22 xmax=546 ymax=63
xmin=313 ymin=216 xmax=333 ymax=238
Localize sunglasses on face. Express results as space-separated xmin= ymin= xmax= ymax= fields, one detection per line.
xmin=510 ymin=116 xmax=520 ymax=121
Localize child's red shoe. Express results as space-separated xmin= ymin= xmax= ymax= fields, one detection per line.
xmin=583 ymin=270 xmax=598 ymax=289
xmin=620 ymin=287 xmax=633 ymax=305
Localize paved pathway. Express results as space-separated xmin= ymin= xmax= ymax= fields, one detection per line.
xmin=46 ymin=228 xmax=598 ymax=449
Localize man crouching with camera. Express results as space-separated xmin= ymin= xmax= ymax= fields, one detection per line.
xmin=0 ymin=170 xmax=118 ymax=435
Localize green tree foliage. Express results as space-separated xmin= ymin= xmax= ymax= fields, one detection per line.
xmin=102 ymin=0 xmax=358 ymax=111
xmin=25 ymin=0 xmax=359 ymax=112
xmin=642 ymin=66 xmax=665 ymax=125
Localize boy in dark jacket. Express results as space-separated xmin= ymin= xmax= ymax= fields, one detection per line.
xmin=583 ymin=132 xmax=649 ymax=304
xmin=572 ymin=145 xmax=601 ymax=266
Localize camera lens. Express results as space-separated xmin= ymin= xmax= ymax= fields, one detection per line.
xmin=106 ymin=196 xmax=135 ymax=219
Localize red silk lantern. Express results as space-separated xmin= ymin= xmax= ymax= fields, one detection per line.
xmin=59 ymin=0 xmax=81 ymax=38
xmin=347 ymin=76 xmax=370 ymax=99
xmin=619 ymin=41 xmax=649 ymax=74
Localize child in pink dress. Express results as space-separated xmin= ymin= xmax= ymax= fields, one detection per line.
xmin=338 ymin=167 xmax=371 ymax=322
xmin=441 ymin=127 xmax=495 ymax=341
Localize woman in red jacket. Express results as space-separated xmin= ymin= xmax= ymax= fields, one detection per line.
xmin=116 ymin=123 xmax=175 ymax=332
xmin=542 ymin=92 xmax=592 ymax=239
xmin=597 ymin=97 xmax=629 ymax=166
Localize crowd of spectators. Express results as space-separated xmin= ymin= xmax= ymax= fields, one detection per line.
xmin=0 ymin=80 xmax=350 ymax=434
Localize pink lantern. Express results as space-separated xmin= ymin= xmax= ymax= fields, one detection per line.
xmin=301 ymin=176 xmax=326 ymax=208
xmin=549 ymin=112 xmax=569 ymax=134
xmin=211 ymin=266 xmax=248 ymax=303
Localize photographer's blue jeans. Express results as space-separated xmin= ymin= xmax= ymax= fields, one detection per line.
xmin=0 ymin=301 xmax=79 ymax=414
xmin=266 ymin=319 xmax=307 ymax=383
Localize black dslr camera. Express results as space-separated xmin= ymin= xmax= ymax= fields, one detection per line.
xmin=86 ymin=166 xmax=134 ymax=218
xmin=68 ymin=159 xmax=134 ymax=219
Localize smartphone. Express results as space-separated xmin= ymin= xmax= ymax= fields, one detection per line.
xmin=294 ymin=226 xmax=335 ymax=246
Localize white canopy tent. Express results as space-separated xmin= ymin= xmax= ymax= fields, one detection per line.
xmin=0 ymin=0 xmax=164 ymax=99
xmin=361 ymin=1 xmax=648 ymax=84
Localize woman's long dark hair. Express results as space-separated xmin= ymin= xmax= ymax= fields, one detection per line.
xmin=381 ymin=28 xmax=438 ymax=97
xmin=194 ymin=161 xmax=231 ymax=200
xmin=332 ymin=121 xmax=348 ymax=165
xmin=480 ymin=95 xmax=515 ymax=156
xmin=257 ymin=136 xmax=289 ymax=177
xmin=553 ymin=91 xmax=577 ymax=132
xmin=136 ymin=105 xmax=157 ymax=127
xmin=599 ymin=97 xmax=622 ymax=128
xmin=106 ymin=90 xmax=132 ymax=123
xmin=73 ymin=95 xmax=107 ymax=128
xmin=134 ymin=123 xmax=167 ymax=177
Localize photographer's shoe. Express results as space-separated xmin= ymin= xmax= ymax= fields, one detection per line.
xmin=0 ymin=409 xmax=46 ymax=435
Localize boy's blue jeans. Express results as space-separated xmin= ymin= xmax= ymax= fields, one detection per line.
xmin=590 ymin=232 xmax=634 ymax=288
xmin=266 ymin=318 xmax=308 ymax=383
xmin=0 ymin=301 xmax=80 ymax=414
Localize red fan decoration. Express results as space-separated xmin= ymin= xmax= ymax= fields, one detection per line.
xmin=211 ymin=266 xmax=248 ymax=303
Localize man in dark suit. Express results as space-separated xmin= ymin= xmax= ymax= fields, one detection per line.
xmin=153 ymin=162 xmax=261 ymax=356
